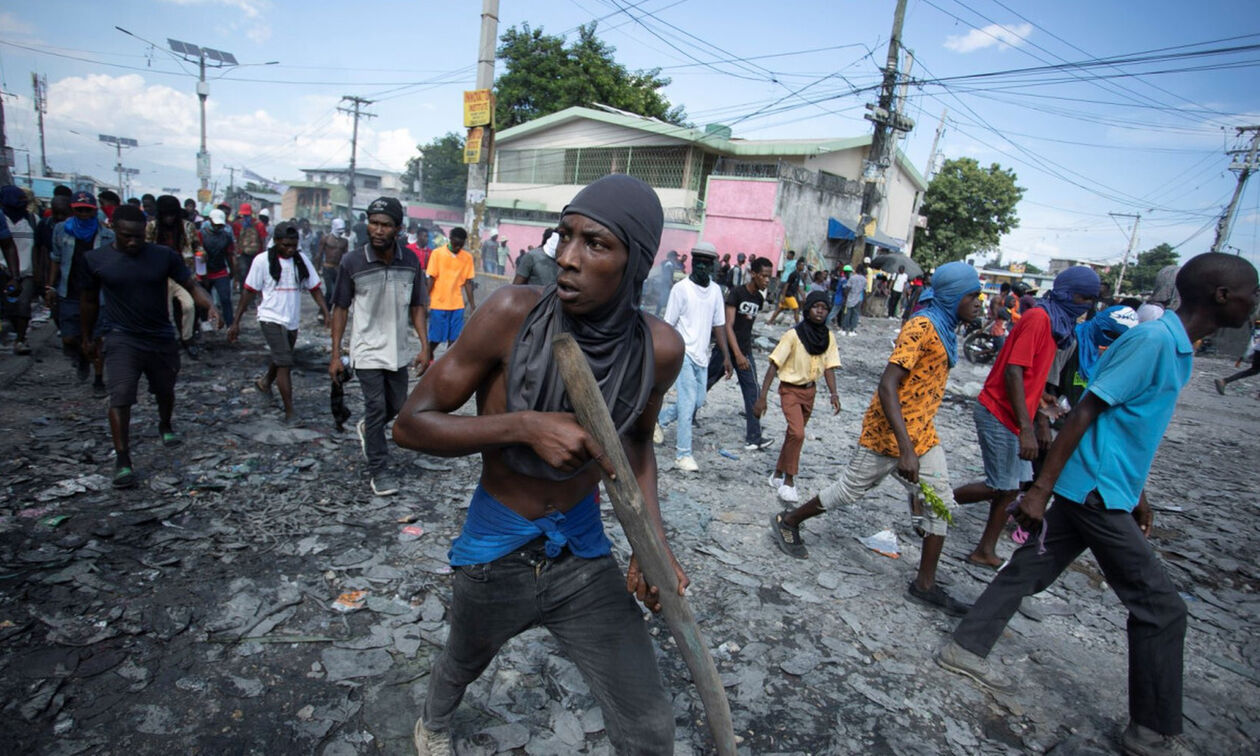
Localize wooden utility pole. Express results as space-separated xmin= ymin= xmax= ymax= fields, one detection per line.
xmin=853 ymin=0 xmax=913 ymax=267
xmin=0 ymin=92 xmax=12 ymax=186
xmin=1211 ymin=125 xmax=1260 ymax=254
xmin=338 ymin=96 xmax=376 ymax=220
xmin=465 ymin=0 xmax=500 ymax=254
xmin=1109 ymin=212 xmax=1140 ymax=295
xmin=32 ymin=73 xmax=49 ymax=176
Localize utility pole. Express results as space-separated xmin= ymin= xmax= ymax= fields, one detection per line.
xmin=0 ymin=91 xmax=12 ymax=186
xmin=338 ymin=96 xmax=376 ymax=220
xmin=853 ymin=0 xmax=913 ymax=267
xmin=32 ymin=73 xmax=49 ymax=176
xmin=1211 ymin=125 xmax=1260 ymax=255
xmin=465 ymin=0 xmax=500 ymax=252
xmin=1110 ymin=212 xmax=1140 ymax=296
xmin=227 ymin=165 xmax=236 ymax=200
xmin=905 ymin=107 xmax=945 ymax=255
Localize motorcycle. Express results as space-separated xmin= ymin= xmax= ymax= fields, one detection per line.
xmin=959 ymin=318 xmax=1002 ymax=365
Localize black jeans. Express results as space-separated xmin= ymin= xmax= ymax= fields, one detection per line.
xmin=357 ymin=367 xmax=407 ymax=474
xmin=952 ymin=491 xmax=1186 ymax=735
xmin=705 ymin=344 xmax=763 ymax=443
xmin=887 ymin=290 xmax=902 ymax=317
xmin=423 ymin=540 xmax=674 ymax=753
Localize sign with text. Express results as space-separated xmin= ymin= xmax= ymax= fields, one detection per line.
xmin=463 ymin=89 xmax=494 ymax=127
xmin=463 ymin=127 xmax=485 ymax=164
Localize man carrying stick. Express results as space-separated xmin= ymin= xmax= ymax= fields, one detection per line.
xmin=393 ymin=174 xmax=688 ymax=755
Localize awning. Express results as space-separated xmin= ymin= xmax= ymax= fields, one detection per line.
xmin=826 ymin=216 xmax=904 ymax=251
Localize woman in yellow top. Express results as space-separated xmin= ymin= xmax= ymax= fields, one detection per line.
xmin=754 ymin=290 xmax=841 ymax=503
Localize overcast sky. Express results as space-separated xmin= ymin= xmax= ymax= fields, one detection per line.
xmin=3 ymin=0 xmax=1258 ymax=268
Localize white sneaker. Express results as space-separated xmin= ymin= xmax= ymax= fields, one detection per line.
xmin=356 ymin=419 xmax=368 ymax=460
xmin=675 ymin=455 xmax=699 ymax=472
xmin=413 ymin=718 xmax=453 ymax=756
xmin=769 ymin=473 xmax=784 ymax=489
xmin=653 ymin=423 xmax=664 ymax=444
xmin=777 ymin=483 xmax=800 ymax=503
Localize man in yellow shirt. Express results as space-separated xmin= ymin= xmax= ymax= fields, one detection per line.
xmin=771 ymin=262 xmax=983 ymax=617
xmin=426 ymin=226 xmax=476 ymax=362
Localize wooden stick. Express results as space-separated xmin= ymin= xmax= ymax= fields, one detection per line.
xmin=552 ymin=333 xmax=737 ymax=755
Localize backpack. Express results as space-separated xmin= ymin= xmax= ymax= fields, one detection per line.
xmin=238 ymin=222 xmax=262 ymax=256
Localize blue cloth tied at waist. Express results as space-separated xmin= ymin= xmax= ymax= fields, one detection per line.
xmin=448 ymin=484 xmax=611 ymax=567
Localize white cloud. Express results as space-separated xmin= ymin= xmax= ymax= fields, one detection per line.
xmin=0 ymin=10 xmax=35 ymax=37
xmin=944 ymin=23 xmax=1032 ymax=54
xmin=158 ymin=0 xmax=272 ymax=43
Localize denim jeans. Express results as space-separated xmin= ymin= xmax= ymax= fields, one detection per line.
xmin=841 ymin=305 xmax=861 ymax=332
xmin=423 ymin=540 xmax=674 ymax=753
xmin=706 ymin=345 xmax=761 ymax=443
xmin=357 ymin=367 xmax=408 ymax=474
xmin=658 ymin=354 xmax=706 ymax=458
xmin=205 ymin=276 xmax=234 ymax=327
xmin=322 ymin=267 xmax=338 ymax=301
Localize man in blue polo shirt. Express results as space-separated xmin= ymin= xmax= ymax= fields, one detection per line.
xmin=936 ymin=252 xmax=1259 ymax=756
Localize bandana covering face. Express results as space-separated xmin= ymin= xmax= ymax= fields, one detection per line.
xmin=63 ymin=215 xmax=99 ymax=241
xmin=503 ymin=174 xmax=664 ymax=481
xmin=1039 ymin=266 xmax=1101 ymax=347
xmin=914 ymin=261 xmax=982 ymax=367
xmin=794 ymin=290 xmax=833 ymax=356
xmin=1075 ymin=305 xmax=1138 ymax=381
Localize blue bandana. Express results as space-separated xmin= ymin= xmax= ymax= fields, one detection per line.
xmin=1040 ymin=266 xmax=1101 ymax=347
xmin=63 ymin=215 xmax=100 ymax=242
xmin=1075 ymin=305 xmax=1138 ymax=381
xmin=914 ymin=261 xmax=981 ymax=367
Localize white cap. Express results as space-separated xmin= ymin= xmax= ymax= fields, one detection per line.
xmin=209 ymin=209 xmax=226 ymax=225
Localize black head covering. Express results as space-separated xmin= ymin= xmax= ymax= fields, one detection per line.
xmin=156 ymin=194 xmax=182 ymax=219
xmin=794 ymin=290 xmax=833 ymax=356
xmin=503 ymin=174 xmax=664 ymax=481
xmin=366 ymin=196 xmax=403 ymax=226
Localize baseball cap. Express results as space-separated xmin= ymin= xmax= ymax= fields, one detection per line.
xmin=239 ymin=202 xmax=253 ymax=214
xmin=70 ymin=191 xmax=98 ymax=209
xmin=209 ymin=209 xmax=226 ymax=225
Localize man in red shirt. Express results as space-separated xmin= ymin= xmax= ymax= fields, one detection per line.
xmin=954 ymin=266 xmax=1100 ymax=567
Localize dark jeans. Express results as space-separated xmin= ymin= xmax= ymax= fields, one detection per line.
xmin=205 ymin=276 xmax=234 ymax=327
xmin=841 ymin=305 xmax=861 ymax=332
xmin=953 ymin=491 xmax=1186 ymax=735
xmin=322 ymin=267 xmax=338 ymax=302
xmin=707 ymin=343 xmax=761 ymax=442
xmin=887 ymin=290 xmax=902 ymax=317
xmin=423 ymin=540 xmax=673 ymax=754
xmin=358 ymin=367 xmax=408 ymax=474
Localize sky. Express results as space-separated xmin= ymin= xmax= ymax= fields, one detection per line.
xmin=3 ymin=0 xmax=1259 ymax=269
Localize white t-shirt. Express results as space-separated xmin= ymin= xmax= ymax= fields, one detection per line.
xmin=244 ymin=252 xmax=320 ymax=330
xmin=11 ymin=215 xmax=35 ymax=277
xmin=892 ymin=272 xmax=908 ymax=293
xmin=663 ymin=276 xmax=725 ymax=366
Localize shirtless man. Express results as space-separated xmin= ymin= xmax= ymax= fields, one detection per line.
xmin=314 ymin=218 xmax=350 ymax=320
xmin=393 ymin=174 xmax=687 ymax=755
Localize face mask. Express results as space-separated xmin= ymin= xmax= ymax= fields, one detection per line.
xmin=690 ymin=260 xmax=713 ymax=287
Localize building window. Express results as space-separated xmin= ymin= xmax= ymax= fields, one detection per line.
xmin=364 ymin=177 xmax=380 ymax=190
xmin=496 ymin=148 xmax=567 ymax=184
xmin=496 ymin=145 xmax=690 ymax=189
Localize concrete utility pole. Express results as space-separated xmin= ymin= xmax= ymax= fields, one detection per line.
xmin=0 ymin=92 xmax=11 ymax=186
xmin=853 ymin=0 xmax=914 ymax=267
xmin=905 ymin=107 xmax=945 ymax=255
xmin=1110 ymin=212 xmax=1140 ymax=296
xmin=1211 ymin=125 xmax=1260 ymax=255
xmin=339 ymin=96 xmax=376 ymax=220
xmin=32 ymin=73 xmax=49 ymax=176
xmin=465 ymin=0 xmax=500 ymax=248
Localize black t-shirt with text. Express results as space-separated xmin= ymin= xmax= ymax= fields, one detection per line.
xmin=726 ymin=284 xmax=765 ymax=354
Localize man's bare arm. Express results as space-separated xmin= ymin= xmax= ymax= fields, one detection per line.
xmin=877 ymin=363 xmax=916 ymax=480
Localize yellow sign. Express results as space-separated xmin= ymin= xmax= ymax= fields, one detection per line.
xmin=197 ymin=188 xmax=212 ymax=204
xmin=463 ymin=89 xmax=494 ymax=127
xmin=463 ymin=127 xmax=484 ymax=164
xmin=861 ymin=218 xmax=877 ymax=237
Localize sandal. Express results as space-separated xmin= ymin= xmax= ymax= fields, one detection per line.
xmin=160 ymin=430 xmax=183 ymax=447
xmin=770 ymin=512 xmax=808 ymax=559
xmin=113 ymin=466 xmax=137 ymax=489
xmin=254 ymin=377 xmax=273 ymax=395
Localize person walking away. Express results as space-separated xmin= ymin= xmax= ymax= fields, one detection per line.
xmin=233 ymin=204 xmax=267 ymax=294
xmin=480 ymin=232 xmax=499 ymax=274
xmin=48 ymin=191 xmax=114 ymax=393
xmin=229 ymin=222 xmax=329 ymax=424
xmin=772 ymin=262 xmax=984 ymax=616
xmin=147 ymin=195 xmax=205 ymax=357
xmin=328 ymin=197 xmax=430 ymax=497
xmin=706 ymin=256 xmax=774 ymax=449
xmin=77 ymin=204 xmax=221 ymax=488
xmin=952 ymin=267 xmax=1099 ymax=568
xmin=841 ymin=265 xmax=866 ymax=334
xmin=656 ymin=242 xmax=732 ymax=472
xmin=729 ymin=252 xmax=747 ymax=290
xmin=197 ymin=209 xmax=237 ymax=328
xmin=2 ymin=186 xmax=39 ymax=354
xmin=767 ymin=258 xmax=805 ymax=325
xmin=512 ymin=228 xmax=560 ymax=287
xmin=889 ymin=265 xmax=908 ymax=318
xmin=755 ymin=290 xmax=841 ymax=502
xmin=392 ymin=174 xmax=687 ymax=756
xmin=426 ymin=226 xmax=476 ymax=362
xmin=939 ymin=253 xmax=1257 ymax=756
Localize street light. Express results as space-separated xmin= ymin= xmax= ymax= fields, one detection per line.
xmin=166 ymin=38 xmax=239 ymax=199
xmin=99 ymin=134 xmax=139 ymax=197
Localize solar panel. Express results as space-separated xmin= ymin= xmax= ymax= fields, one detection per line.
xmin=219 ymin=51 xmax=238 ymax=65
xmin=168 ymin=39 xmax=201 ymax=58
xmin=120 ymin=138 xmax=139 ymax=147
xmin=99 ymin=134 xmax=116 ymax=143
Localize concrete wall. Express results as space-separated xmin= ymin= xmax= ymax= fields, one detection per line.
xmin=775 ymin=179 xmax=862 ymax=270
xmin=804 ymin=145 xmax=919 ymax=246
xmin=699 ymin=177 xmax=786 ymax=269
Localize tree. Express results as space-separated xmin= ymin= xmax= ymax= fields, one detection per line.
xmin=405 ymin=132 xmax=466 ymax=207
xmin=1102 ymin=242 xmax=1178 ymax=294
xmin=494 ymin=23 xmax=686 ymax=129
xmin=1022 ymin=261 xmax=1044 ymax=274
xmin=914 ymin=158 xmax=1024 ymax=270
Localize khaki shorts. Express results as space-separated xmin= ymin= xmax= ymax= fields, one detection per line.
xmin=818 ymin=444 xmax=956 ymax=536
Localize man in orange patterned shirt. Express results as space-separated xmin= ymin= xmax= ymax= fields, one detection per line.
xmin=771 ymin=261 xmax=983 ymax=615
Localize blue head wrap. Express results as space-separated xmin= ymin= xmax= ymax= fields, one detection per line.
xmin=62 ymin=215 xmax=100 ymax=241
xmin=1075 ymin=305 xmax=1138 ymax=381
xmin=1040 ymin=266 xmax=1101 ymax=346
xmin=914 ymin=261 xmax=981 ymax=367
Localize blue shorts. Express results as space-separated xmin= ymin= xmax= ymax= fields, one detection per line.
xmin=58 ymin=296 xmax=103 ymax=340
xmin=973 ymin=400 xmax=1032 ymax=491
xmin=428 ymin=308 xmax=464 ymax=345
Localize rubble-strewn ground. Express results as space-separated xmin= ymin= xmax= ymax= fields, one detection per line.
xmin=2 ymin=281 xmax=1257 ymax=755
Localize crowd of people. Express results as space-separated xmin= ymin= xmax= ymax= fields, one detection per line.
xmin=2 ymin=175 xmax=1257 ymax=756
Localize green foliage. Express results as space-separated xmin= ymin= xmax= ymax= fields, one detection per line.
xmin=915 ymin=158 xmax=1025 ymax=270
xmin=408 ymin=132 xmax=466 ymax=208
xmin=494 ymin=23 xmax=687 ymax=129
xmin=1102 ymin=242 xmax=1179 ymax=294
xmin=1022 ymin=261 xmax=1044 ymax=275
